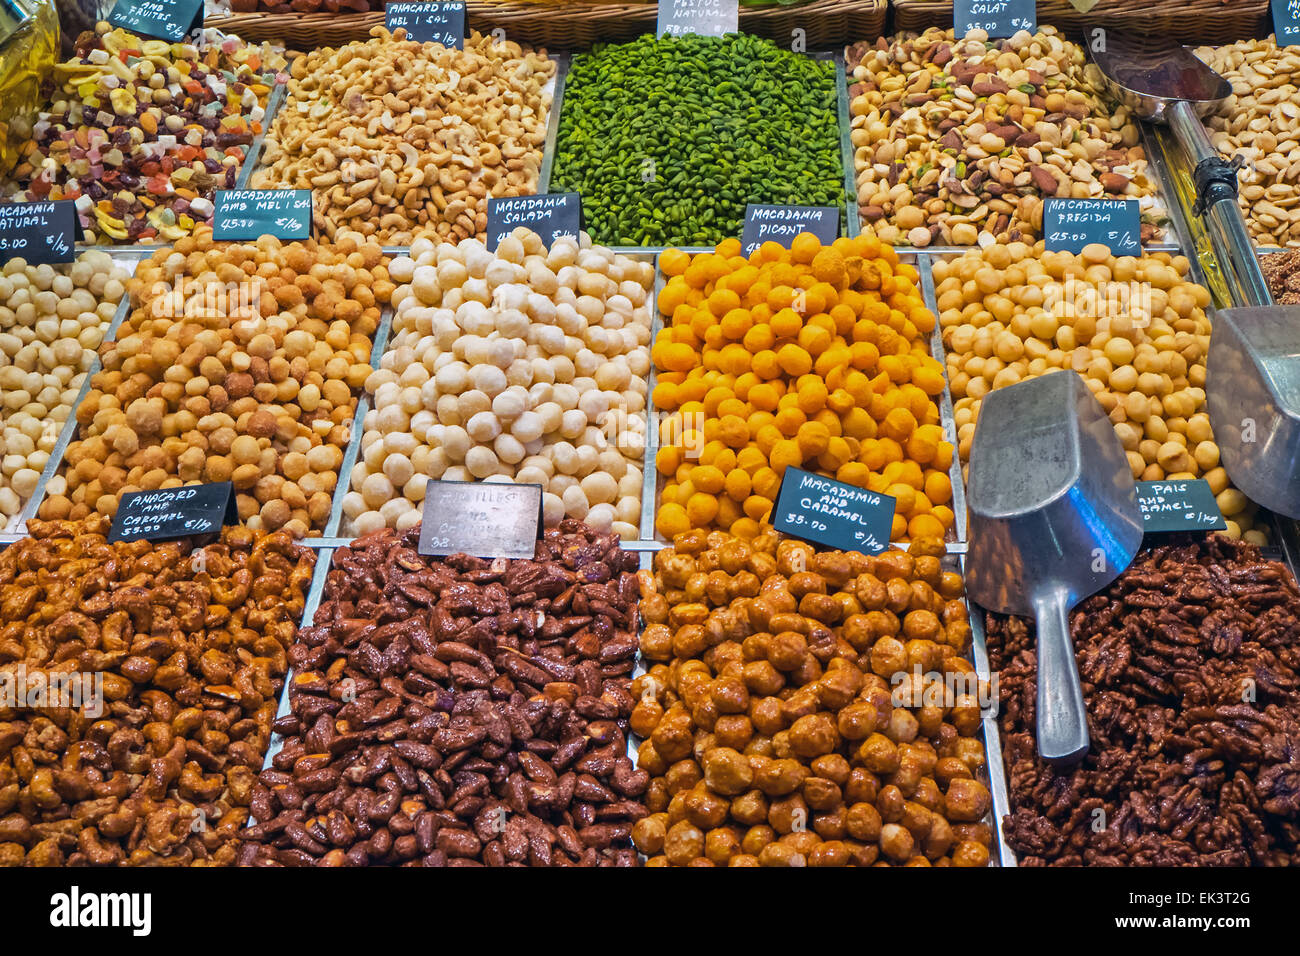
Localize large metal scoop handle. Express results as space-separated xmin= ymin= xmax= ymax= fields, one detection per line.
xmin=1033 ymin=587 xmax=1090 ymax=764
xmin=1167 ymin=101 xmax=1271 ymax=308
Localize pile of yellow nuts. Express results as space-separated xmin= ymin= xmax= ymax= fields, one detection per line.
xmin=0 ymin=253 xmax=128 ymax=529
xmin=37 ymin=228 xmax=391 ymax=536
xmin=633 ymin=528 xmax=993 ymax=866
xmin=343 ymin=229 xmax=653 ymax=538
xmin=253 ymin=28 xmax=554 ymax=245
xmin=936 ymin=242 xmax=1262 ymax=541
xmin=652 ymin=235 xmax=954 ymax=544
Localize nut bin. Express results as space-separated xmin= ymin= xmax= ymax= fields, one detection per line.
xmin=251 ymin=28 xmax=554 ymax=245
xmin=0 ymin=516 xmax=314 ymax=866
xmin=0 ymin=253 xmax=129 ymax=530
xmin=36 ymin=229 xmax=392 ymax=536
xmin=847 ymin=27 xmax=1164 ymax=247
xmin=652 ymin=235 xmax=954 ymax=543
xmin=239 ymin=520 xmax=647 ymax=866
xmin=633 ymin=528 xmax=992 ymax=866
xmin=343 ymin=229 xmax=654 ymax=539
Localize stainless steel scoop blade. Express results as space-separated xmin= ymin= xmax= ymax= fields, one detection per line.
xmin=966 ymin=371 xmax=1144 ymax=764
xmin=1207 ymin=305 xmax=1300 ymax=518
xmin=1090 ymin=32 xmax=1270 ymax=306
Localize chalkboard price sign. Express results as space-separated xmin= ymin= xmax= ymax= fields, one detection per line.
xmin=418 ymin=480 xmax=544 ymax=559
xmin=1043 ymin=198 xmax=1141 ymax=256
xmin=657 ymin=0 xmax=738 ymax=38
xmin=954 ymin=0 xmax=1036 ymax=38
xmin=772 ymin=467 xmax=896 ymax=555
xmin=108 ymin=482 xmax=238 ymax=543
xmin=384 ymin=2 xmax=466 ymax=48
xmin=1272 ymin=0 xmax=1300 ymax=47
xmin=1136 ymin=480 xmax=1226 ymax=534
xmin=486 ymin=193 xmax=581 ymax=252
xmin=741 ymin=204 xmax=839 ymax=257
xmin=0 ymin=201 xmax=79 ymax=265
xmin=108 ymin=0 xmax=204 ymax=42
xmin=213 ymin=190 xmax=313 ymax=242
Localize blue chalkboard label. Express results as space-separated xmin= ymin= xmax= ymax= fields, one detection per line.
xmin=1043 ymin=198 xmax=1141 ymax=255
xmin=772 ymin=467 xmax=896 ymax=555
xmin=108 ymin=0 xmax=203 ymax=42
xmin=1273 ymin=0 xmax=1300 ymax=47
xmin=109 ymin=482 xmax=237 ymax=543
xmin=741 ymin=204 xmax=839 ymax=258
xmin=657 ymin=0 xmax=738 ymax=38
xmin=213 ymin=190 xmax=312 ymax=242
xmin=1136 ymin=480 xmax=1226 ymax=533
xmin=487 ymin=193 xmax=581 ymax=252
xmin=954 ymin=0 xmax=1036 ymax=38
xmin=385 ymin=2 xmax=465 ymax=48
xmin=0 ymin=201 xmax=79 ymax=264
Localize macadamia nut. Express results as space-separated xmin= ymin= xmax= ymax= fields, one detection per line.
xmin=346 ymin=229 xmax=652 ymax=540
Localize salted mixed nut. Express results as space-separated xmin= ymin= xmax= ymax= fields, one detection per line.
xmin=847 ymin=27 xmax=1164 ymax=247
xmin=253 ymin=28 xmax=553 ymax=245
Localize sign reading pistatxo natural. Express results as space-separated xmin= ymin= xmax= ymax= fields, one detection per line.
xmin=418 ymin=481 xmax=544 ymax=559
xmin=108 ymin=0 xmax=204 ymax=42
xmin=1273 ymin=0 xmax=1300 ymax=47
xmin=657 ymin=0 xmax=738 ymax=38
xmin=0 ymin=201 xmax=78 ymax=265
xmin=741 ymin=204 xmax=839 ymax=257
xmin=1135 ymin=480 xmax=1227 ymax=534
xmin=213 ymin=190 xmax=313 ymax=242
xmin=772 ymin=467 xmax=895 ymax=555
xmin=486 ymin=193 xmax=581 ymax=252
xmin=954 ymin=0 xmax=1036 ymax=38
xmin=108 ymin=482 xmax=237 ymax=543
xmin=384 ymin=2 xmax=465 ymax=48
xmin=1043 ymin=198 xmax=1141 ymax=256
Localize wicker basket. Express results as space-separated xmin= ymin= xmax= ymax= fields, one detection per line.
xmin=891 ymin=0 xmax=1269 ymax=44
xmin=208 ymin=0 xmax=886 ymax=50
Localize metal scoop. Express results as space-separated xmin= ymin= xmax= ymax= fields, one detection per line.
xmin=966 ymin=371 xmax=1144 ymax=764
xmin=1207 ymin=305 xmax=1300 ymax=518
xmin=1090 ymin=33 xmax=1271 ymax=307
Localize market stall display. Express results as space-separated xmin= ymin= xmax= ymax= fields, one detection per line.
xmin=342 ymin=229 xmax=653 ymax=539
xmin=0 ymin=516 xmax=314 ymax=866
xmin=934 ymin=241 xmax=1266 ymax=540
xmin=4 ymin=24 xmax=285 ymax=244
xmin=251 ymin=28 xmax=553 ymax=245
xmin=652 ymin=234 xmax=954 ymax=543
xmin=238 ymin=520 xmax=645 ymax=866
xmin=989 ymin=535 xmax=1300 ymax=866
xmin=1195 ymin=38 xmax=1300 ymax=249
xmin=847 ymin=27 xmax=1165 ymax=247
xmin=551 ymin=33 xmax=844 ymax=247
xmin=633 ymin=528 xmax=992 ymax=866
xmin=1261 ymin=249 xmax=1300 ymax=301
xmin=0 ymin=252 xmax=128 ymax=530
xmin=34 ymin=228 xmax=390 ymax=536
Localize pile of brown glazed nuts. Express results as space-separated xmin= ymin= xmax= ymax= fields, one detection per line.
xmin=238 ymin=519 xmax=647 ymax=866
xmin=0 ymin=516 xmax=314 ymax=866
xmin=990 ymin=535 xmax=1300 ymax=866
xmin=631 ymin=528 xmax=994 ymax=866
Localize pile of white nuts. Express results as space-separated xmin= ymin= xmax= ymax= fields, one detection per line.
xmin=0 ymin=252 xmax=128 ymax=529
xmin=342 ymin=228 xmax=653 ymax=539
